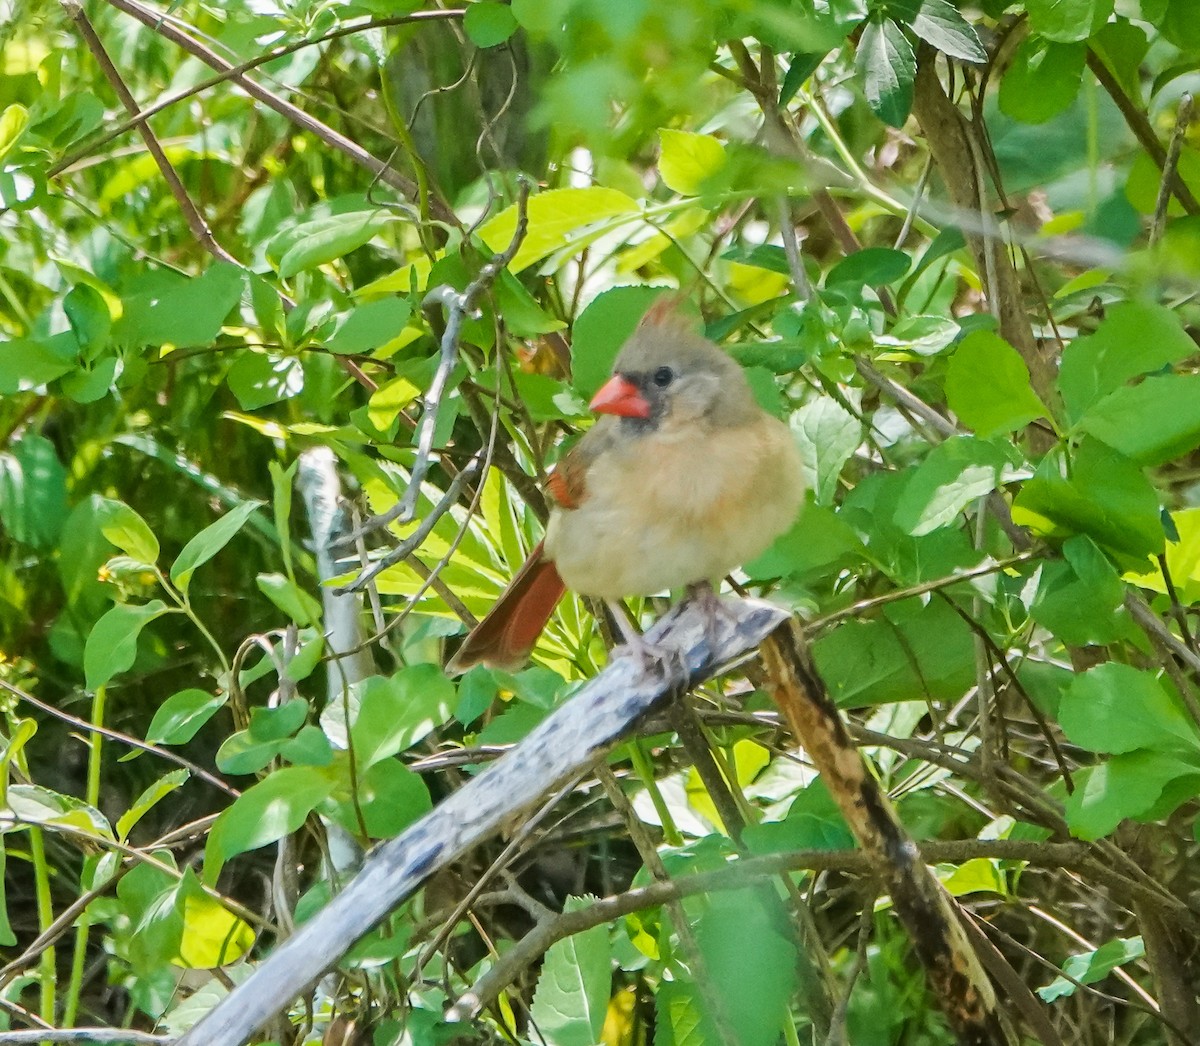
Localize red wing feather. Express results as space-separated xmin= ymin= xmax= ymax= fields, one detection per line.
xmin=446 ymin=541 xmax=566 ymax=674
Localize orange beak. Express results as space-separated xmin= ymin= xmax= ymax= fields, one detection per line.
xmin=589 ymin=375 xmax=651 ymax=418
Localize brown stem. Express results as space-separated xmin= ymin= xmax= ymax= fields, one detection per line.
xmin=65 ymin=0 xmax=240 ymax=265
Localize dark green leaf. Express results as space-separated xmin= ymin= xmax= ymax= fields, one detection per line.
xmin=1029 ymin=536 xmax=1127 ymax=645
xmin=1064 ymin=751 xmax=1200 ymax=839
xmin=0 ymin=434 xmax=68 ymax=548
xmin=170 ymin=500 xmax=263 ymax=594
xmin=856 ymin=15 xmax=916 ymax=127
xmin=227 ymin=352 xmax=305 ymax=410
xmin=117 ymin=770 xmax=189 ymax=841
xmin=116 ymin=264 xmax=246 ymax=349
xmin=0 ymin=333 xmax=77 ymax=393
xmin=84 ymin=600 xmax=168 ymax=690
xmin=999 ymin=38 xmax=1086 ymax=124
xmin=146 ymin=689 xmax=227 ymax=745
xmin=204 ymin=766 xmax=336 ymax=882
xmin=906 ymin=0 xmax=986 ymax=62
xmin=1012 ymin=440 xmax=1164 ymax=562
xmin=326 ymin=757 xmax=431 ymax=839
xmin=826 ymin=246 xmax=910 ymax=287
xmin=248 ymin=699 xmax=309 ymax=743
xmin=274 ymin=211 xmax=391 ymax=279
xmin=571 ymin=285 xmax=672 ymax=397
xmin=326 ymin=298 xmax=412 ymax=355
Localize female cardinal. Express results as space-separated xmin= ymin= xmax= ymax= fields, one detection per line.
xmin=447 ymin=302 xmax=805 ymax=673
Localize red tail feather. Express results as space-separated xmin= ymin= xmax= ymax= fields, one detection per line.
xmin=446 ymin=541 xmax=566 ymax=674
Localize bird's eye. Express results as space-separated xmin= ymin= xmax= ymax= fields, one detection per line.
xmin=652 ymin=366 xmax=674 ymax=388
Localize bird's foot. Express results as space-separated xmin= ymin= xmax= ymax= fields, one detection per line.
xmin=685 ymin=580 xmax=739 ymax=650
xmin=606 ymin=600 xmax=690 ymax=687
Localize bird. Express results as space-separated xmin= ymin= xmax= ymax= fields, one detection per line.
xmin=447 ymin=299 xmax=805 ymax=674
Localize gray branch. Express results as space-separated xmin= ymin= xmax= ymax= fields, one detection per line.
xmin=174 ymin=595 xmax=789 ymax=1046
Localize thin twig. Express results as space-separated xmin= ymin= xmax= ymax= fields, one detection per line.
xmin=100 ymin=0 xmax=456 ymax=224
xmin=447 ymin=839 xmax=1088 ymax=1022
xmin=334 ymin=453 xmax=482 ymax=594
xmin=0 ymin=679 xmax=238 ymax=797
xmin=1151 ymin=93 xmax=1195 ymax=245
xmin=63 ymin=0 xmax=239 ymax=265
xmin=805 ymin=551 xmax=1040 ymax=632
xmin=396 ymin=176 xmax=533 ymax=526
xmin=49 ymin=11 xmax=464 ymax=178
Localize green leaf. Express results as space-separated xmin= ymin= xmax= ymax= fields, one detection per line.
xmin=877 ymin=313 xmax=960 ymax=356
xmin=0 ymin=843 xmax=14 ymax=946
xmin=476 ymin=186 xmax=640 ymax=274
xmin=0 ymin=103 xmax=29 ymax=163
xmin=117 ymin=769 xmax=189 ymax=842
xmin=689 ymin=888 xmax=798 ymax=1046
xmin=998 ymin=38 xmax=1086 ymax=124
xmin=812 ymin=597 xmax=975 ymax=706
xmin=464 ymin=1 xmax=519 ymax=47
xmin=204 ymin=766 xmax=336 ymax=882
xmin=945 ymin=331 xmax=1049 ymax=437
xmin=325 ymin=758 xmax=432 ymax=839
xmin=825 ymin=246 xmax=910 ymax=287
xmin=1025 ymin=0 xmax=1114 ymax=42
xmin=0 ymin=433 xmax=68 ymax=548
xmin=348 ymin=664 xmax=456 ymax=769
xmin=116 ymin=263 xmax=246 ymax=348
xmin=1078 ymin=373 xmax=1200 ymax=466
xmin=280 ymin=725 xmax=334 ymax=767
xmin=1057 ymin=302 xmax=1195 ymax=422
xmin=84 ymin=600 xmax=169 ymax=690
xmin=256 ymin=572 xmax=322 ymax=626
xmin=530 ymin=896 xmax=612 ymax=1046
xmin=903 ymin=0 xmax=986 ymax=62
xmin=0 ymin=334 xmax=77 ymax=393
xmin=790 ymin=396 xmax=861 ymax=506
xmin=170 ymin=500 xmax=263 ymax=595
xmin=893 ymin=436 xmax=1009 ymax=536
xmin=658 ymin=130 xmax=727 ymax=196
xmin=1063 ymin=751 xmax=1200 ymax=839
xmin=856 ymin=15 xmax=916 ymax=127
xmin=939 ymin=857 xmax=1007 ymax=897
xmin=146 ymin=689 xmax=227 ymax=745
xmin=1126 ymin=506 xmax=1200 ymax=604
xmin=176 ymin=869 xmax=254 ymax=968
xmin=63 ymin=283 xmax=112 ymax=356
xmin=743 ymin=779 xmax=854 ymax=854
xmin=1012 ymin=441 xmax=1164 ymax=562
xmin=326 ymin=298 xmax=412 ymax=355
xmin=274 ymin=211 xmax=391 ymax=279
xmin=1038 ymin=937 xmax=1145 ymax=1002
xmin=94 ymin=496 xmax=160 ymax=564
xmin=572 ymin=285 xmax=672 ymax=398
xmin=227 ymin=352 xmax=305 ymax=410
xmin=1058 ymin=663 xmax=1200 ymax=755
xmin=455 ymin=665 xmax=498 ymax=726
xmin=1030 ymin=536 xmax=1127 ymax=645
xmin=249 ymin=699 xmax=309 ymax=743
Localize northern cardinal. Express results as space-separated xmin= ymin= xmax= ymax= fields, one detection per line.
xmin=447 ymin=301 xmax=805 ymax=673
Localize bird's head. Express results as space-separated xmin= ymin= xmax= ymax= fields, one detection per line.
xmin=588 ymin=302 xmax=757 ymax=432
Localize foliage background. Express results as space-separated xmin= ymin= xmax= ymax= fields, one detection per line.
xmin=2 ymin=0 xmax=1200 ymax=1043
